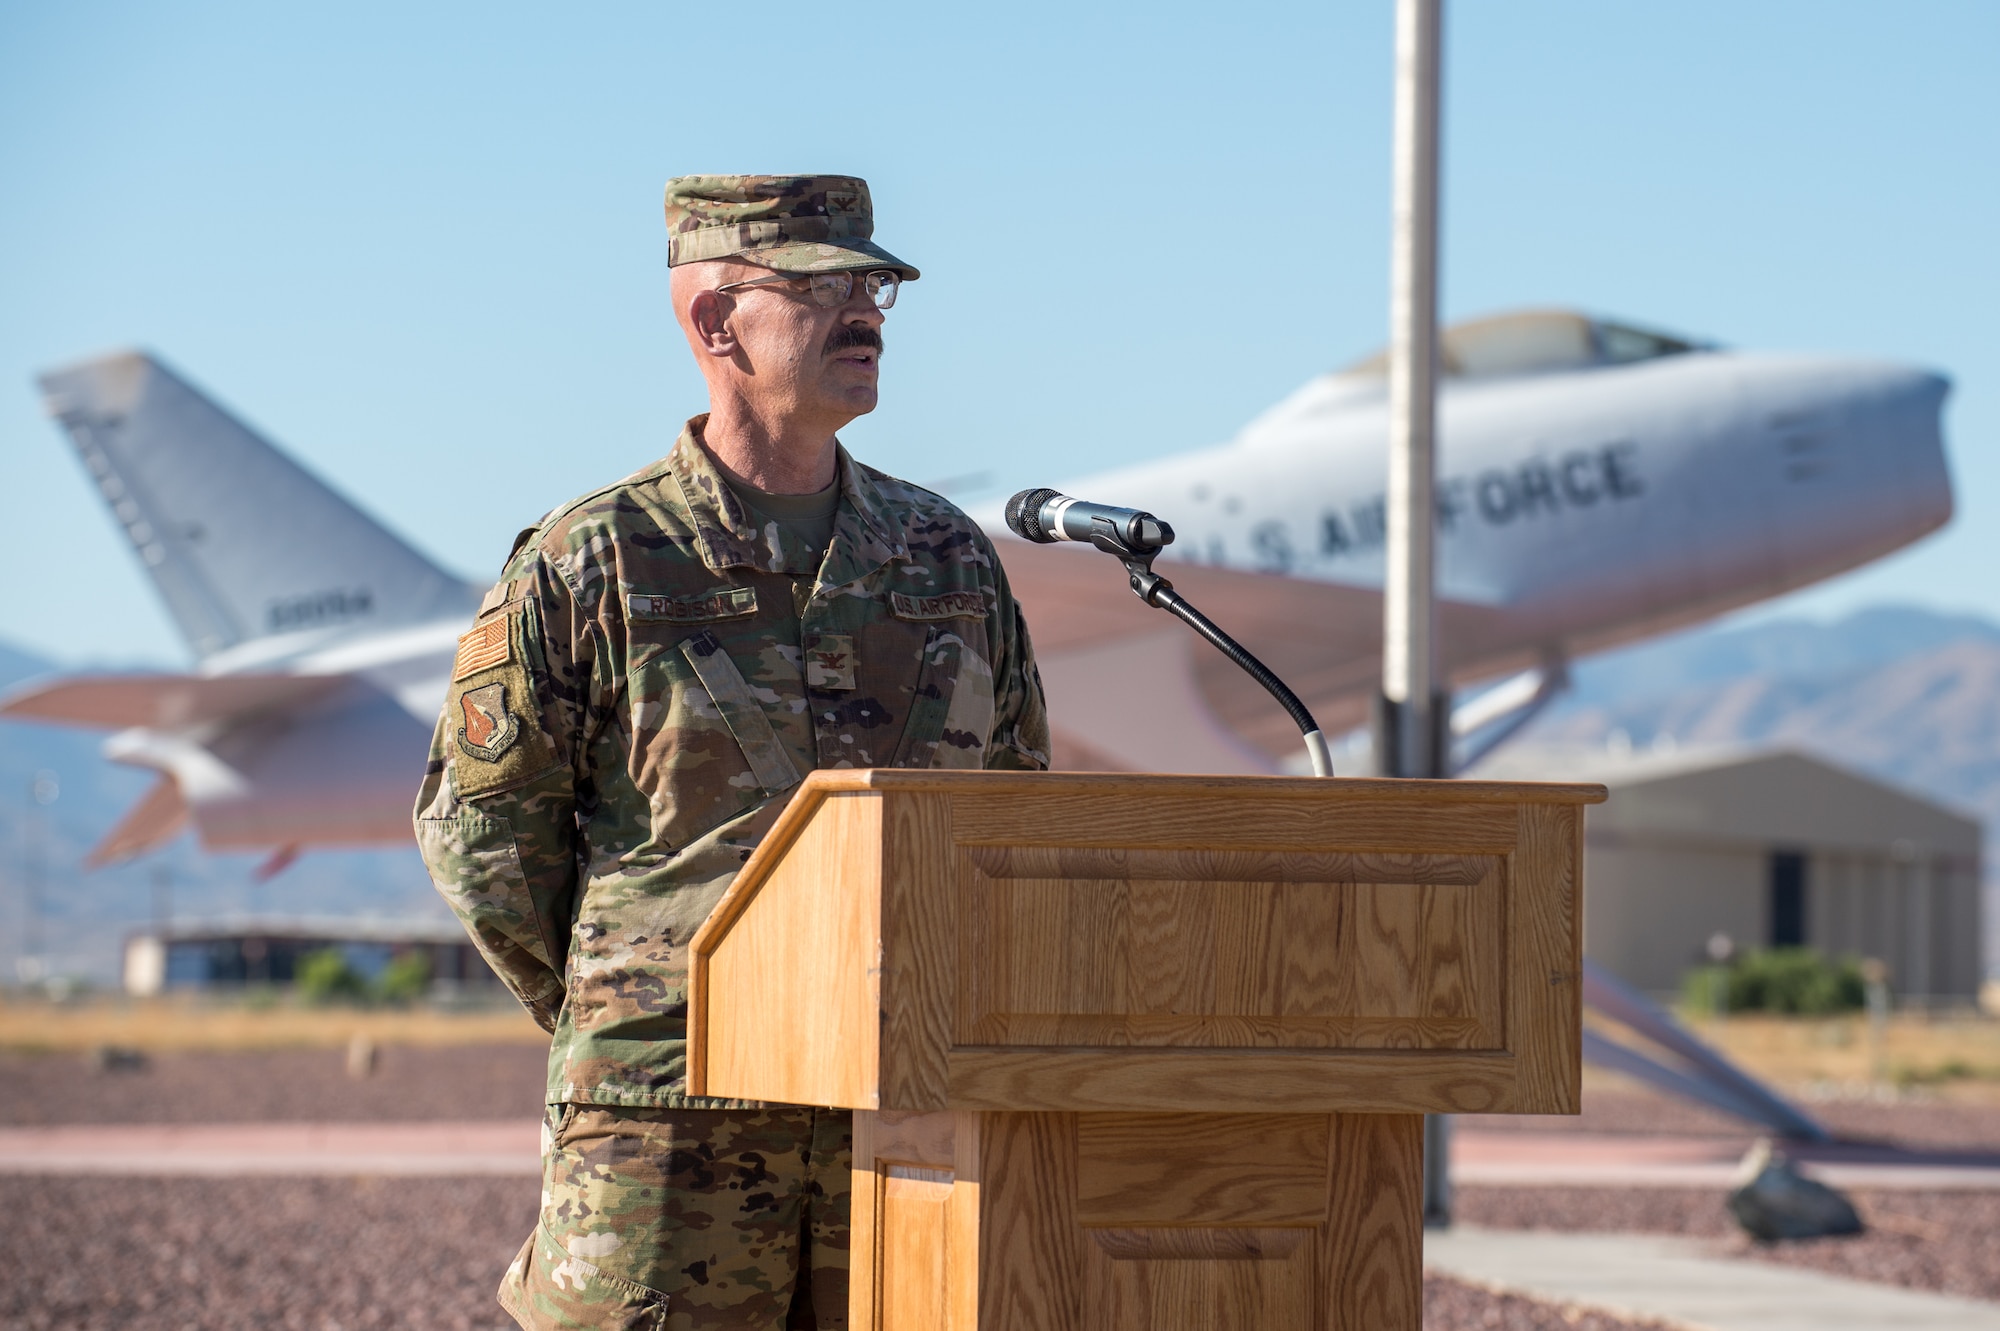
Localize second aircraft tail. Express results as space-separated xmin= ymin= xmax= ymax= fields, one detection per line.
xmin=36 ymin=350 xmax=477 ymax=660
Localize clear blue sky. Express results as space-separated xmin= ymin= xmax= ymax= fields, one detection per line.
xmin=3 ymin=0 xmax=1994 ymax=666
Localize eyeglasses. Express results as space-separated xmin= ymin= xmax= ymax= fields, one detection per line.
xmin=714 ymin=269 xmax=901 ymax=310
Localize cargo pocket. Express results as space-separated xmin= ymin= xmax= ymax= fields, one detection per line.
xmin=891 ymin=625 xmax=996 ymax=770
xmin=499 ymin=1220 xmax=671 ymax=1331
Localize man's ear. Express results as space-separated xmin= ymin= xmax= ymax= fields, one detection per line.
xmin=688 ymin=291 xmax=738 ymax=358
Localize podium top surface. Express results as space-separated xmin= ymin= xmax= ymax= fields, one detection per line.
xmin=771 ymin=768 xmax=1609 ymax=805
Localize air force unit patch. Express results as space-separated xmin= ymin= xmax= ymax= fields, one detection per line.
xmin=457 ymin=682 xmax=521 ymax=761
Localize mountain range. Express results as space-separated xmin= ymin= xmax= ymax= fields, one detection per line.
xmin=1519 ymin=606 xmax=2000 ymax=833
xmin=5 ymin=602 xmax=1999 ymax=985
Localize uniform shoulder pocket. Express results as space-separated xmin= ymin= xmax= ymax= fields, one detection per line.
xmin=678 ymin=631 xmax=801 ymax=795
xmin=891 ymin=624 xmax=996 ymax=769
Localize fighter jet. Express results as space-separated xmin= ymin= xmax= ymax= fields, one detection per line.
xmin=5 ymin=310 xmax=1953 ymax=867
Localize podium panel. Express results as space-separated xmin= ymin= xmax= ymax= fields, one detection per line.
xmin=691 ymin=771 xmax=1594 ymax=1116
xmin=957 ymin=844 xmax=1505 ymax=1052
xmin=853 ymin=1109 xmax=1423 ymax=1331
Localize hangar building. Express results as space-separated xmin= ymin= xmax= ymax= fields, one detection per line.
xmin=122 ymin=916 xmax=501 ymax=996
xmin=1479 ymin=746 xmax=1983 ymax=1002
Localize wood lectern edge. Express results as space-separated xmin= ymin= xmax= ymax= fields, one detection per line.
xmin=686 ymin=769 xmax=1605 ymax=1102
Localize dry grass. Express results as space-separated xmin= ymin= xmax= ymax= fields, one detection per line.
xmin=1672 ymin=1010 xmax=2000 ymax=1101
xmin=0 ymin=993 xmax=545 ymax=1053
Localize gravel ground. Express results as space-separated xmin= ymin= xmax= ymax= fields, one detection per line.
xmin=1456 ymin=1186 xmax=2000 ymax=1303
xmin=1457 ymin=1085 xmax=2000 ymax=1302
xmin=0 ymin=1175 xmax=533 ymax=1331
xmin=1461 ymin=1087 xmax=2000 ymax=1150
xmin=0 ymin=1045 xmax=550 ymax=1125
xmin=0 ymin=1173 xmax=1673 ymax=1331
xmin=5 ymin=1056 xmax=1994 ymax=1323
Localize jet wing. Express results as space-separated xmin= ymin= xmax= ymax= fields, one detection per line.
xmin=86 ymin=774 xmax=190 ymax=867
xmin=999 ymin=538 xmax=1512 ymax=767
xmin=0 ymin=672 xmax=344 ymax=730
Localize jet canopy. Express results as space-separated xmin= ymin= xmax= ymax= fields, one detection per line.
xmin=1339 ymin=309 xmax=1712 ymax=382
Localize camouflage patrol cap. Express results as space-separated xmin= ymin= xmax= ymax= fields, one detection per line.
xmin=663 ymin=174 xmax=919 ymax=280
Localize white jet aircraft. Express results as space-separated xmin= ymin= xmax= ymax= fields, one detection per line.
xmin=6 ymin=310 xmax=1953 ymax=870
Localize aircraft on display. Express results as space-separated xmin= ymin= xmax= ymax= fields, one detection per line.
xmin=5 ymin=310 xmax=1954 ymax=872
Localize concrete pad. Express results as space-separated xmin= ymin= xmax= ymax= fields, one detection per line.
xmin=1455 ymin=1129 xmax=2000 ymax=1191
xmin=0 ymin=1120 xmax=542 ymax=1176
xmin=1425 ymin=1225 xmax=2000 ymax=1331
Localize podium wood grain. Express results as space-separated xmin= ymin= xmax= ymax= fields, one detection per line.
xmin=689 ymin=770 xmax=1602 ymax=1329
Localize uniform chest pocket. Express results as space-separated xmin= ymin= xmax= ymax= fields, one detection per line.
xmin=626 ymin=629 xmax=802 ymax=850
xmin=891 ymin=623 xmax=997 ymax=770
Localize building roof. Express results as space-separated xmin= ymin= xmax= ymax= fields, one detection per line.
xmin=1475 ymin=744 xmax=1981 ymax=860
xmin=129 ymin=915 xmax=472 ymax=946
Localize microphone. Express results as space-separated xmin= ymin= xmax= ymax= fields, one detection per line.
xmin=1000 ymin=486 xmax=1333 ymax=776
xmin=1004 ymin=487 xmax=1175 ymax=553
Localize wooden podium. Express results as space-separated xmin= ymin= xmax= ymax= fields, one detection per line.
xmin=688 ymin=770 xmax=1604 ymax=1330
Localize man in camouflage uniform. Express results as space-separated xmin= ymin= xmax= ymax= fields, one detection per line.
xmin=414 ymin=174 xmax=1050 ymax=1330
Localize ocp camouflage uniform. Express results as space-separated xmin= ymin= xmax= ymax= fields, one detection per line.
xmin=414 ymin=417 xmax=1049 ymax=1329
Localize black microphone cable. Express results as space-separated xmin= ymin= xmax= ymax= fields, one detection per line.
xmin=1006 ymin=488 xmax=1334 ymax=777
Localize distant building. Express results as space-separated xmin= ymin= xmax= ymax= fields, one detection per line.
xmin=121 ymin=916 xmax=503 ymax=996
xmin=1477 ymin=746 xmax=1983 ymax=1002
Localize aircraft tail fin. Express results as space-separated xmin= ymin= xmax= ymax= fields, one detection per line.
xmin=36 ymin=351 xmax=476 ymax=659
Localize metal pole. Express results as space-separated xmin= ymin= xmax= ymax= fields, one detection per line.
xmin=1383 ymin=0 xmax=1452 ymax=1227
xmin=152 ymin=864 xmax=173 ymax=938
xmin=1385 ymin=0 xmax=1442 ymax=759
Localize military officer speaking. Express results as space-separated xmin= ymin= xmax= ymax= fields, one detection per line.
xmin=414 ymin=174 xmax=1051 ymax=1329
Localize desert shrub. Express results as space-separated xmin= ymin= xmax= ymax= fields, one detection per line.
xmin=1682 ymin=964 xmax=1731 ymax=1014
xmin=1681 ymin=947 xmax=1866 ymax=1016
xmin=294 ymin=947 xmax=369 ymax=1003
xmin=375 ymin=951 xmax=433 ymax=1005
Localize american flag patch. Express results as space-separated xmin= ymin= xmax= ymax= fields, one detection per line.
xmin=452 ymin=617 xmax=511 ymax=681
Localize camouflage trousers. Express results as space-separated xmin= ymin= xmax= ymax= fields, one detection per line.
xmin=500 ymin=1104 xmax=852 ymax=1331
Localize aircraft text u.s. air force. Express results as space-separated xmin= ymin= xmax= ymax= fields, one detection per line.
xmin=1225 ymin=442 xmax=1642 ymax=574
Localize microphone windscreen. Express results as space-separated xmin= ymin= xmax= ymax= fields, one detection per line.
xmin=1004 ymin=488 xmax=1062 ymax=543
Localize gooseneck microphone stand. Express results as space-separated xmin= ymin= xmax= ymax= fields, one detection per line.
xmin=1007 ymin=489 xmax=1336 ymax=778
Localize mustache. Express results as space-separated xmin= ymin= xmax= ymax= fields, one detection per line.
xmin=824 ymin=324 xmax=883 ymax=356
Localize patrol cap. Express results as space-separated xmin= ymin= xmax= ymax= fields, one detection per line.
xmin=663 ymin=174 xmax=919 ymax=280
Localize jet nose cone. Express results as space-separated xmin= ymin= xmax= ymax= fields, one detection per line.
xmin=1818 ymin=357 xmax=1955 ymax=533
xmin=1872 ymin=362 xmax=1951 ymax=409
xmin=1756 ymin=354 xmax=1952 ymax=436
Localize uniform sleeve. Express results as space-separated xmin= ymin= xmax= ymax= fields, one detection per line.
xmin=984 ymin=555 xmax=1052 ymax=771
xmin=413 ymin=549 xmax=596 ymax=1032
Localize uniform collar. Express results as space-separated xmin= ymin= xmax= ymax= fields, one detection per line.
xmin=669 ymin=416 xmax=907 ymax=584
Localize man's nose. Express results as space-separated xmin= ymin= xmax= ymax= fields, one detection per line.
xmin=840 ymin=283 xmax=886 ymax=325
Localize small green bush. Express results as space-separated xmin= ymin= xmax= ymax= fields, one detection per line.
xmin=1683 ymin=964 xmax=1731 ymax=1014
xmin=1680 ymin=947 xmax=1867 ymax=1016
xmin=295 ymin=948 xmax=368 ymax=1004
xmin=375 ymin=951 xmax=433 ymax=1005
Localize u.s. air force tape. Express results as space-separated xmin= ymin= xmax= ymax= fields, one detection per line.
xmin=889 ymin=590 xmax=985 ymax=621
